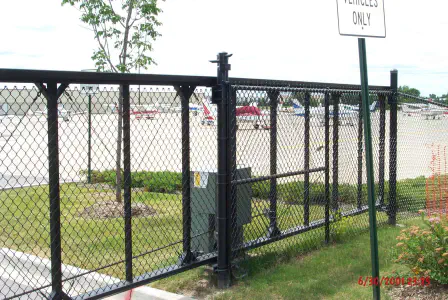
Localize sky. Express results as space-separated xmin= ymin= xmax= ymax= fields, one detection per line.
xmin=0 ymin=0 xmax=447 ymax=96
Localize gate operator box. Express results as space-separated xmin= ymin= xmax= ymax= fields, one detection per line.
xmin=190 ymin=167 xmax=252 ymax=254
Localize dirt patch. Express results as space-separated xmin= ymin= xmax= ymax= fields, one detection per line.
xmin=78 ymin=201 xmax=156 ymax=219
xmin=179 ymin=268 xmax=217 ymax=299
xmin=387 ymin=282 xmax=448 ymax=300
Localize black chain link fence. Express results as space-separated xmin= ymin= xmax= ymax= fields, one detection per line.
xmin=0 ymin=66 xmax=442 ymax=299
xmin=226 ymin=85 xmax=393 ymax=263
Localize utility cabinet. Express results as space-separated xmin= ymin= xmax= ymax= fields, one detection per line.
xmin=190 ymin=167 xmax=252 ymax=254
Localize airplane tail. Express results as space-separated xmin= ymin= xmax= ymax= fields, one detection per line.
xmin=292 ymin=99 xmax=303 ymax=109
xmin=370 ymin=101 xmax=378 ymax=112
xmin=202 ymin=97 xmax=216 ymax=120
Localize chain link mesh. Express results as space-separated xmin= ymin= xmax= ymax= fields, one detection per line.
xmin=0 ymin=84 xmax=216 ymax=299
xmin=0 ymin=78 xmax=443 ymax=299
xmin=227 ymin=85 xmax=394 ymax=264
xmin=395 ymin=93 xmax=448 ymax=219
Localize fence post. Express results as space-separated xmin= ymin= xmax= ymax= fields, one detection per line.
xmin=122 ymin=84 xmax=133 ymax=282
xmin=378 ymin=94 xmax=386 ymax=208
xmin=388 ymin=70 xmax=398 ymax=225
xmin=267 ymin=90 xmax=281 ymax=237
xmin=304 ymin=92 xmax=311 ymax=226
xmin=357 ymin=94 xmax=363 ymax=210
xmin=174 ymin=85 xmax=197 ymax=265
xmin=324 ymin=92 xmax=330 ymax=243
xmin=332 ymin=93 xmax=340 ymax=213
xmin=212 ymin=52 xmax=232 ymax=289
xmin=87 ymin=94 xmax=92 ymax=184
xmin=46 ymin=82 xmax=69 ymax=300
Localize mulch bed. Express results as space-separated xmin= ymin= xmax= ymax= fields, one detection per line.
xmin=387 ymin=282 xmax=448 ymax=300
xmin=78 ymin=201 xmax=156 ymax=219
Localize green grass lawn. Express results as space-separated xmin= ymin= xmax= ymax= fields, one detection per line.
xmin=1 ymin=183 xmax=384 ymax=280
xmin=1 ymin=182 xmax=419 ymax=299
xmin=151 ymin=219 xmax=424 ymax=300
xmin=0 ymin=183 xmax=186 ymax=278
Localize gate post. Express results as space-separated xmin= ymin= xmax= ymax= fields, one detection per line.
xmin=388 ymin=70 xmax=398 ymax=225
xmin=211 ymin=52 xmax=232 ymax=289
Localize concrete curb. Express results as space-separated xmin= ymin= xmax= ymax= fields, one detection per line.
xmin=105 ymin=286 xmax=193 ymax=300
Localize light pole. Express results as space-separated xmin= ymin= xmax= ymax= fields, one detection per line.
xmin=81 ymin=69 xmax=99 ymax=184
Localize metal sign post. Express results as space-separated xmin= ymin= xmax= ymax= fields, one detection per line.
xmin=336 ymin=2 xmax=386 ymax=299
xmin=359 ymin=37 xmax=380 ymax=300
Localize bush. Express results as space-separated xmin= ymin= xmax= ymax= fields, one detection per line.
xmin=82 ymin=169 xmax=429 ymax=210
xmin=396 ymin=176 xmax=427 ymax=213
xmin=81 ymin=170 xmax=182 ymax=194
xmin=393 ymin=212 xmax=448 ymax=284
xmin=331 ymin=210 xmax=357 ymax=241
xmin=252 ymin=181 xmax=328 ymax=205
xmin=252 ymin=181 xmax=270 ymax=199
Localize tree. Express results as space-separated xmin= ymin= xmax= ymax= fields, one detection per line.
xmin=429 ymin=94 xmax=437 ymax=100
xmin=398 ymin=85 xmax=421 ymax=103
xmin=398 ymin=85 xmax=421 ymax=96
xmin=62 ymin=0 xmax=163 ymax=202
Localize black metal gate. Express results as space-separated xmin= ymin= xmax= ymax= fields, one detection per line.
xmin=0 ymin=54 xmax=402 ymax=299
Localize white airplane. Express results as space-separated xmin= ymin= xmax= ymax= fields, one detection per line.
xmin=292 ymin=99 xmax=377 ymax=126
xmin=400 ymin=103 xmax=446 ymax=119
xmin=201 ymin=97 xmax=270 ymax=130
xmin=32 ymin=103 xmax=82 ymax=122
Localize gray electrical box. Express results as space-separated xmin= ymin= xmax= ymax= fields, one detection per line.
xmin=190 ymin=167 xmax=252 ymax=254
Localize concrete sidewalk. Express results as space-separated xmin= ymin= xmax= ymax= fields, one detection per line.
xmin=0 ymin=248 xmax=191 ymax=299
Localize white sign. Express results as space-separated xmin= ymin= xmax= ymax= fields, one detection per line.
xmin=336 ymin=0 xmax=386 ymax=38
xmin=80 ymin=69 xmax=99 ymax=94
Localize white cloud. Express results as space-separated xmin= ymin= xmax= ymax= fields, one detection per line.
xmin=0 ymin=0 xmax=447 ymax=95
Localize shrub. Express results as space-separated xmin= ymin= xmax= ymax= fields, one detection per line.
xmin=82 ymin=169 xmax=429 ymax=210
xmin=252 ymin=181 xmax=327 ymax=205
xmin=396 ymin=176 xmax=426 ymax=213
xmin=331 ymin=210 xmax=357 ymax=241
xmin=393 ymin=212 xmax=448 ymax=284
xmin=81 ymin=170 xmax=182 ymax=194
xmin=252 ymin=181 xmax=270 ymax=199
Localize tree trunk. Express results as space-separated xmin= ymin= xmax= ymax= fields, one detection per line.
xmin=116 ymin=0 xmax=134 ymax=203
xmin=116 ymin=87 xmax=123 ymax=203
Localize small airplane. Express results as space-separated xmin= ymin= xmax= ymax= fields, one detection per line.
xmin=109 ymin=104 xmax=158 ymax=119
xmin=32 ymin=103 xmax=83 ymax=122
xmin=201 ymin=97 xmax=270 ymax=130
xmin=130 ymin=105 xmax=158 ymax=120
xmin=292 ymin=100 xmax=377 ymax=126
xmin=400 ymin=103 xmax=446 ymax=119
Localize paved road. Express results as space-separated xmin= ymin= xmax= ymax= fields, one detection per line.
xmin=0 ymin=175 xmax=48 ymax=190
